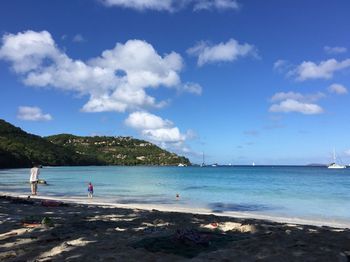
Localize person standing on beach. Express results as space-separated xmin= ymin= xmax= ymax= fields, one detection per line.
xmin=29 ymin=164 xmax=40 ymax=195
xmin=88 ymin=182 xmax=94 ymax=198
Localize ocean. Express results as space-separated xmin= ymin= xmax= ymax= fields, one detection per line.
xmin=1 ymin=166 xmax=349 ymax=225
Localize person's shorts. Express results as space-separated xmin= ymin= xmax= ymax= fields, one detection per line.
xmin=30 ymin=181 xmax=38 ymax=184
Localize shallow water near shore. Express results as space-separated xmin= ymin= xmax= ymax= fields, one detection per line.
xmin=1 ymin=166 xmax=349 ymax=225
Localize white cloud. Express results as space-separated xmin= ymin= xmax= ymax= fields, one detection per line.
xmin=328 ymin=83 xmax=348 ymax=95
xmin=142 ymin=127 xmax=186 ymax=143
xmin=193 ymin=0 xmax=239 ymax=11
xmin=101 ymin=0 xmax=175 ymax=11
xmin=180 ymin=82 xmax=202 ymax=95
xmin=324 ymin=46 xmax=347 ymax=55
xmin=125 ymin=111 xmax=172 ymax=130
xmin=187 ymin=38 xmax=257 ymax=66
xmin=269 ymin=92 xmax=324 ymax=115
xmin=17 ymin=106 xmax=52 ymax=121
xmin=270 ymin=91 xmax=325 ymax=103
xmin=0 ymin=30 xmax=199 ymax=113
xmin=72 ymin=34 xmax=85 ymax=43
xmin=125 ymin=111 xmax=189 ymax=145
xmin=288 ymin=58 xmax=350 ymax=81
xmin=273 ymin=59 xmax=291 ymax=73
xmin=269 ymin=99 xmax=323 ymax=115
xmin=0 ymin=30 xmax=59 ymax=73
xmin=101 ymin=0 xmax=239 ymax=12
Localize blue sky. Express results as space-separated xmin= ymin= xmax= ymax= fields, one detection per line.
xmin=1 ymin=0 xmax=350 ymax=165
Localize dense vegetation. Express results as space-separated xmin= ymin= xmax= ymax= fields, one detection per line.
xmin=46 ymin=134 xmax=190 ymax=166
xmin=0 ymin=119 xmax=99 ymax=168
xmin=0 ymin=119 xmax=190 ymax=168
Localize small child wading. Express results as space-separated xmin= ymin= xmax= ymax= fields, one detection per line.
xmin=88 ymin=182 xmax=94 ymax=198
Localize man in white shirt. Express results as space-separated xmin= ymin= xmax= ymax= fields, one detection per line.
xmin=30 ymin=164 xmax=40 ymax=195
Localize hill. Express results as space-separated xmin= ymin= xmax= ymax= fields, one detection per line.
xmin=0 ymin=119 xmax=99 ymax=168
xmin=0 ymin=119 xmax=190 ymax=168
xmin=46 ymin=134 xmax=190 ymax=166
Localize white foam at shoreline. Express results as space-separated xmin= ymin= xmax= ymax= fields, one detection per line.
xmin=1 ymin=191 xmax=349 ymax=229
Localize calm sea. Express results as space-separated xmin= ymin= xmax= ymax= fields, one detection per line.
xmin=1 ymin=166 xmax=349 ymax=224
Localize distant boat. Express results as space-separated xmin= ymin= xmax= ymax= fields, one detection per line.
xmin=211 ymin=163 xmax=218 ymax=167
xmin=328 ymin=149 xmax=346 ymax=169
xmin=178 ymin=163 xmax=186 ymax=167
xmin=252 ymin=162 xmax=255 ymax=166
xmin=200 ymin=152 xmax=206 ymax=167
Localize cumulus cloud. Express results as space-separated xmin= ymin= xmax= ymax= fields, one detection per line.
xmin=324 ymin=46 xmax=347 ymax=55
xmin=270 ymin=91 xmax=325 ymax=103
xmin=269 ymin=92 xmax=324 ymax=115
xmin=125 ymin=111 xmax=190 ymax=146
xmin=0 ymin=30 xmax=59 ymax=73
xmin=269 ymin=99 xmax=323 ymax=115
xmin=328 ymin=83 xmax=348 ymax=95
xmin=187 ymin=38 xmax=257 ymax=66
xmin=288 ymin=58 xmax=350 ymax=81
xmin=101 ymin=0 xmax=239 ymax=12
xmin=0 ymin=30 xmax=199 ymax=113
xmin=125 ymin=111 xmax=173 ymax=130
xmin=17 ymin=106 xmax=52 ymax=121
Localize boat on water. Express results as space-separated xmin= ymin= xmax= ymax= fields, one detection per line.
xmin=178 ymin=163 xmax=186 ymax=167
xmin=328 ymin=163 xmax=346 ymax=169
xmin=200 ymin=152 xmax=206 ymax=167
xmin=328 ymin=149 xmax=346 ymax=169
xmin=252 ymin=162 xmax=255 ymax=166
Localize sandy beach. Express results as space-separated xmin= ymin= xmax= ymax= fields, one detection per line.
xmin=1 ymin=194 xmax=350 ymax=261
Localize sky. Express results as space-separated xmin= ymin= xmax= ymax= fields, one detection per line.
xmin=0 ymin=0 xmax=350 ymax=165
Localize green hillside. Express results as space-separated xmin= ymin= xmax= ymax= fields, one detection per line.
xmin=46 ymin=134 xmax=190 ymax=166
xmin=0 ymin=119 xmax=190 ymax=168
xmin=0 ymin=119 xmax=99 ymax=168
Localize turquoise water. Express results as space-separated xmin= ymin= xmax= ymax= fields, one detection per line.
xmin=1 ymin=166 xmax=349 ymax=223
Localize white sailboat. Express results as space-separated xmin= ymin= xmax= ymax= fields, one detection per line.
xmin=252 ymin=162 xmax=255 ymax=166
xmin=200 ymin=152 xmax=205 ymax=167
xmin=328 ymin=149 xmax=346 ymax=169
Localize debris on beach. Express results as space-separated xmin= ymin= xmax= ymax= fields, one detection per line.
xmin=202 ymin=221 xmax=257 ymax=233
xmin=41 ymin=199 xmax=68 ymax=207
xmin=21 ymin=215 xmax=54 ymax=228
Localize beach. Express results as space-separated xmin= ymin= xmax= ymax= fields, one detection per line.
xmin=2 ymin=166 xmax=350 ymax=226
xmin=1 ymin=194 xmax=350 ymax=261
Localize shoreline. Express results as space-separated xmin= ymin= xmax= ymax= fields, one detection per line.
xmin=1 ymin=191 xmax=349 ymax=229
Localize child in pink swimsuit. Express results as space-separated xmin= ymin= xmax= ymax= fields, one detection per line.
xmin=88 ymin=182 xmax=94 ymax=198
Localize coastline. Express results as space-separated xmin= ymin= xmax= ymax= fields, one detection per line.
xmin=1 ymin=191 xmax=349 ymax=229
